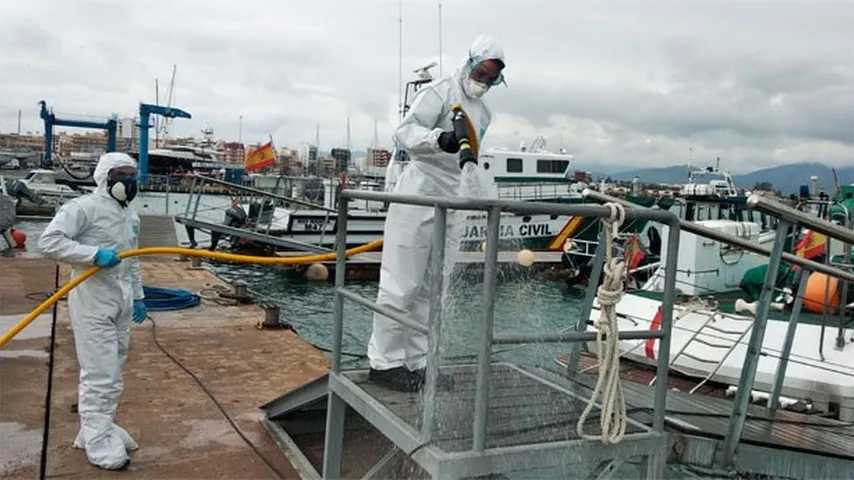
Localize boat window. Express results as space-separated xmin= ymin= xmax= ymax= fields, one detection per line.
xmin=536 ymin=160 xmax=569 ymax=174
xmin=507 ymin=158 xmax=523 ymax=173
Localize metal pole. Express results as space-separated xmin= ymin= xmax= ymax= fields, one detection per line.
xmin=472 ymin=206 xmax=501 ymax=451
xmin=184 ymin=176 xmax=197 ymax=216
xmin=836 ymin=217 xmax=851 ymax=349
xmin=139 ymin=110 xmax=150 ymax=186
xmin=421 ymin=205 xmax=447 ymax=442
xmin=566 ymin=224 xmax=606 ymax=376
xmin=255 ymin=201 xmax=266 ymax=233
xmin=43 ymin=121 xmax=53 ymax=168
xmin=493 ymin=329 xmax=666 ymax=345
xmin=768 ymin=271 xmax=809 ymax=412
xmin=330 ymin=198 xmax=348 ymax=373
xmin=192 ymin=179 xmax=203 ymax=221
xmin=106 ymin=119 xmax=117 ymax=153
xmin=322 ymin=195 xmax=349 ymax=479
xmin=319 ymin=211 xmax=331 ymax=247
xmin=720 ymin=220 xmax=790 ymax=467
xmin=653 ymin=220 xmax=680 ymax=433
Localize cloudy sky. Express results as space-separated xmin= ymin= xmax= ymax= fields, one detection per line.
xmin=2 ymin=1 xmax=853 ymax=172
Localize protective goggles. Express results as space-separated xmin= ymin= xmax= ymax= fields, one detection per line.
xmin=468 ymin=58 xmax=505 ymax=86
xmin=108 ymin=169 xmax=138 ymax=184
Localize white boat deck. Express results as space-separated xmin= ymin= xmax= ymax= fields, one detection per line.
xmin=590 ymin=293 xmax=854 ymax=418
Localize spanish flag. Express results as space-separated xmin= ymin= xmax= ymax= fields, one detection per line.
xmin=795 ymin=229 xmax=826 ymax=260
xmin=245 ymin=141 xmax=276 ymax=172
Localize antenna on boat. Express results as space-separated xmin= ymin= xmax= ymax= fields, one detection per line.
xmin=398 ymin=0 xmax=403 ymax=120
xmin=438 ymin=1 xmax=443 ymax=77
xmin=373 ymin=119 xmax=379 ymax=148
xmin=346 ymin=116 xmax=351 ymax=150
xmin=154 ymin=78 xmax=159 ymax=148
xmin=162 ymin=64 xmax=177 ymax=140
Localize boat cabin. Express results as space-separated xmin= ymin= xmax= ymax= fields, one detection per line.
xmin=478 ymin=149 xmax=574 ymax=184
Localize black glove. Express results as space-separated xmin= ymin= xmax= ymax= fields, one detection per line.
xmin=438 ymin=131 xmax=459 ymax=153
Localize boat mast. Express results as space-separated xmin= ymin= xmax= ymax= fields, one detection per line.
xmin=398 ymin=0 xmax=403 ymax=120
xmin=438 ymin=1 xmax=443 ymax=77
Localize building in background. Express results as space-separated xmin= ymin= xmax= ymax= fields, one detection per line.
xmin=366 ymin=147 xmax=391 ymax=168
xmin=330 ymin=148 xmax=351 ymax=175
xmin=70 ymin=131 xmax=108 ymax=155
xmin=277 ymin=147 xmax=298 ymax=174
xmin=299 ymin=144 xmax=319 ymax=175
xmin=222 ymin=142 xmax=245 ymax=164
xmin=0 ymin=133 xmax=43 ymax=152
xmin=318 ymin=155 xmax=336 ymax=176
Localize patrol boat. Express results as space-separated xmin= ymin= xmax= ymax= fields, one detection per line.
xmin=252 ymin=144 xmax=588 ymax=250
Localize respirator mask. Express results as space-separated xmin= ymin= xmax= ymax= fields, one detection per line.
xmin=107 ymin=169 xmax=138 ymax=206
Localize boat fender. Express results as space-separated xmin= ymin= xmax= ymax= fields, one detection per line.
xmin=803 ymin=272 xmax=840 ymax=314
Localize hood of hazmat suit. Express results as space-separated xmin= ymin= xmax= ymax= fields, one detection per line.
xmin=368 ymin=35 xmax=505 ymax=373
xmin=38 ymin=152 xmax=143 ymax=469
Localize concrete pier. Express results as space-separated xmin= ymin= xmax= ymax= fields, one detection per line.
xmin=1 ymin=254 xmax=329 ymax=479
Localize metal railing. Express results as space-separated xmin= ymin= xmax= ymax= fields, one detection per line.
xmin=322 ymin=189 xmax=682 ymax=479
xmin=176 ymin=175 xmax=336 ymax=253
xmin=584 ymin=189 xmax=854 ymax=469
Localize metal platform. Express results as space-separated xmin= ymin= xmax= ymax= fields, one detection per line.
xmin=312 ymin=191 xmax=681 ymax=479
xmin=263 ymin=365 xmax=664 ymax=479
xmin=332 ymin=363 xmax=663 ymax=478
xmin=263 ymin=367 xmax=854 ymax=479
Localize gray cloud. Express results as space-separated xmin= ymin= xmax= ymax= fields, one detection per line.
xmin=1 ymin=1 xmax=853 ymax=172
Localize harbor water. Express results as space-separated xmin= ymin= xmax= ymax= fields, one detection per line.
xmin=210 ymin=261 xmax=585 ymax=369
xmin=16 ymin=219 xmax=585 ymax=369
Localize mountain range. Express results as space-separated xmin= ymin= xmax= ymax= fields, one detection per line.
xmin=602 ymin=162 xmax=854 ymax=194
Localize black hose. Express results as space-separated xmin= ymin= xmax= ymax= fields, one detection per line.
xmin=147 ymin=317 xmax=287 ymax=480
xmin=39 ymin=265 xmax=59 ymax=480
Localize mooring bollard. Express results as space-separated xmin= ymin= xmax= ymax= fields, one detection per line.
xmin=257 ymin=303 xmax=283 ymax=329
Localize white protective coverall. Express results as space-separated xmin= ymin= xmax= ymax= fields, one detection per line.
xmin=39 ymin=153 xmax=143 ymax=469
xmin=368 ymin=35 xmax=504 ymax=371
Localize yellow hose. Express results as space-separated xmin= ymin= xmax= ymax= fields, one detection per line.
xmin=0 ymin=239 xmax=383 ymax=348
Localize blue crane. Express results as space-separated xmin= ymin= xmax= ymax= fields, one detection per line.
xmin=39 ymin=100 xmax=118 ymax=169
xmin=137 ymin=103 xmax=192 ymax=186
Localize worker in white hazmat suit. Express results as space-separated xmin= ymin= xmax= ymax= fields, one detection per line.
xmin=39 ymin=152 xmax=146 ymax=470
xmin=367 ymin=35 xmax=506 ymax=391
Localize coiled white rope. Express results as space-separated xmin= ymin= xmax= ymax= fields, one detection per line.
xmin=577 ymin=202 xmax=628 ymax=444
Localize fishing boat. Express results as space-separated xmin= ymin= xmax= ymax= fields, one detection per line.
xmin=585 ymin=185 xmax=854 ymax=419
xmin=563 ymin=164 xmax=772 ymax=288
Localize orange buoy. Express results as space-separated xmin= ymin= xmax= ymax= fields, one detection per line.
xmin=803 ymin=272 xmax=840 ymax=314
xmin=10 ymin=228 xmax=26 ymax=249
